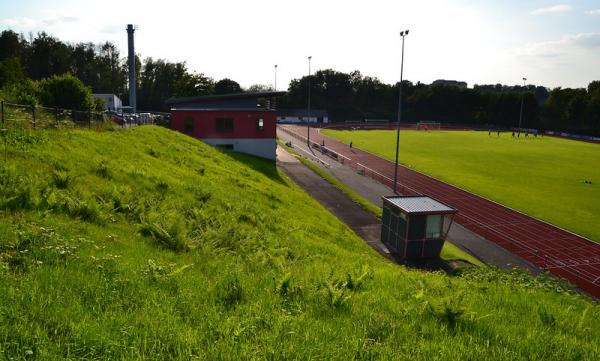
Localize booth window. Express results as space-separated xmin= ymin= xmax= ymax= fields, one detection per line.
xmin=256 ymin=118 xmax=264 ymax=131
xmin=216 ymin=117 xmax=234 ymax=132
xmin=184 ymin=117 xmax=194 ymax=133
xmin=425 ymin=215 xmax=442 ymax=239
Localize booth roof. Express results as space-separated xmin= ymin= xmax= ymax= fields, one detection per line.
xmin=383 ymin=195 xmax=456 ymax=215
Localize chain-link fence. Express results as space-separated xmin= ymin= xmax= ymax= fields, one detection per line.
xmin=0 ymin=101 xmax=113 ymax=131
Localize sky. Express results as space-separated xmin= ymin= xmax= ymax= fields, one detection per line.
xmin=1 ymin=0 xmax=599 ymax=90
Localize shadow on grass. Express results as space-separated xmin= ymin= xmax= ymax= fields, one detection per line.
xmin=219 ymin=150 xmax=287 ymax=185
xmin=385 ymin=251 xmax=463 ymax=274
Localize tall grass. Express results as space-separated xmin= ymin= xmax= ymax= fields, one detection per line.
xmin=0 ymin=126 xmax=598 ymax=360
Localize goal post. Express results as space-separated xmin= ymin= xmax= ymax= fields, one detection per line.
xmin=417 ymin=121 xmax=441 ymax=130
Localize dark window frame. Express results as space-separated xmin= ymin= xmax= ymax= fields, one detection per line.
xmin=216 ymin=117 xmax=234 ymax=133
xmin=183 ymin=116 xmax=194 ymax=133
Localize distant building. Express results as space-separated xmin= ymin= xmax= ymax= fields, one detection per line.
xmin=92 ymin=94 xmax=123 ymax=111
xmin=431 ymin=80 xmax=468 ymax=88
xmin=277 ymin=109 xmax=329 ymax=124
xmin=167 ymin=91 xmax=286 ymax=160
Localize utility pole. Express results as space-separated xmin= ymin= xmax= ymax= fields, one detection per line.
xmin=393 ymin=30 xmax=409 ymax=194
xmin=518 ymin=77 xmax=527 ymax=132
xmin=307 ymin=56 xmax=312 ymax=146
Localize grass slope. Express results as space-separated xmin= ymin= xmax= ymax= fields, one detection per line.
xmin=322 ymin=129 xmax=600 ymax=242
xmin=0 ymin=126 xmax=598 ymax=360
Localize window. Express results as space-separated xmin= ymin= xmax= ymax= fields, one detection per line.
xmin=216 ymin=117 xmax=234 ymax=132
xmin=425 ymin=215 xmax=442 ymax=239
xmin=256 ymin=118 xmax=264 ymax=131
xmin=184 ymin=117 xmax=194 ymax=133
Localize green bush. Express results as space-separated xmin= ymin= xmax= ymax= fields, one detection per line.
xmin=39 ymin=73 xmax=93 ymax=110
xmin=3 ymin=78 xmax=40 ymax=106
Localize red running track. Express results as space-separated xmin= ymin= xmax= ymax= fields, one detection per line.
xmin=280 ymin=125 xmax=600 ymax=298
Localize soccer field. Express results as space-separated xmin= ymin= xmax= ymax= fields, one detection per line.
xmin=321 ymin=129 xmax=600 ymax=243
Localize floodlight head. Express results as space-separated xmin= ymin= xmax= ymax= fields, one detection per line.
xmin=406 ymin=30 xmax=409 ymax=35
xmin=275 ymin=64 xmax=278 ymax=68
xmin=308 ymin=56 xmax=312 ymax=60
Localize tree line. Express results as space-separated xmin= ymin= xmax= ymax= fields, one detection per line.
xmin=0 ymin=30 xmax=248 ymax=112
xmin=1 ymin=29 xmax=598 ymax=135
xmin=281 ymin=69 xmax=600 ymax=135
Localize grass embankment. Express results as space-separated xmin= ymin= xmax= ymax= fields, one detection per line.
xmin=0 ymin=126 xmax=599 ymax=360
xmin=277 ymin=140 xmax=482 ymax=266
xmin=322 ymin=129 xmax=600 ymax=242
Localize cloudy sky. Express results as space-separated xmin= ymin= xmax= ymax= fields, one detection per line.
xmin=1 ymin=0 xmax=599 ymax=89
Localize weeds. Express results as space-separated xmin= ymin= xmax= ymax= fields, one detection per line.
xmin=216 ymin=274 xmax=243 ymax=308
xmin=139 ymin=218 xmax=188 ymax=252
xmin=156 ymin=180 xmax=169 ymax=195
xmin=51 ymin=170 xmax=71 ymax=189
xmin=345 ymin=266 xmax=373 ymax=291
xmin=148 ymin=148 xmax=159 ymax=158
xmin=96 ymin=161 xmax=112 ymax=179
xmin=324 ymin=279 xmax=350 ymax=309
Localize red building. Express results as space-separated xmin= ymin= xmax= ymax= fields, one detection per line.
xmin=167 ymin=91 xmax=285 ymax=160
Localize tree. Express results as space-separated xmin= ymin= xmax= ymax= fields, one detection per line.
xmin=137 ymin=57 xmax=188 ymax=111
xmin=0 ymin=30 xmax=26 ymax=61
xmin=174 ymin=72 xmax=214 ymax=97
xmin=214 ymin=78 xmax=242 ymax=94
xmin=26 ymin=32 xmax=72 ymax=80
xmin=588 ymin=81 xmax=600 ymax=95
xmin=39 ymin=73 xmax=94 ymax=110
xmin=0 ymin=57 xmax=25 ymax=87
xmin=246 ymin=84 xmax=272 ymax=92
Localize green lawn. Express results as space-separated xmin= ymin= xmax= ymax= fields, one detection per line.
xmin=0 ymin=126 xmax=599 ymax=359
xmin=322 ymin=129 xmax=600 ymax=242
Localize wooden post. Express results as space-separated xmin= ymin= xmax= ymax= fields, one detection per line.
xmin=32 ymin=105 xmax=36 ymax=130
xmin=55 ymin=107 xmax=59 ymax=126
xmin=1 ymin=101 xmax=4 ymax=124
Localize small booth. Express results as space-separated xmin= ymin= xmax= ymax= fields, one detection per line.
xmin=381 ymin=195 xmax=457 ymax=259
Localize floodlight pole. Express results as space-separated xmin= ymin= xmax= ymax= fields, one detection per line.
xmin=393 ymin=30 xmax=409 ymax=195
xmin=518 ymin=77 xmax=527 ymax=132
xmin=274 ymin=64 xmax=278 ymax=91
xmin=307 ymin=56 xmax=312 ymax=146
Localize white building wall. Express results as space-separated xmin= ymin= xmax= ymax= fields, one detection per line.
xmin=277 ymin=116 xmax=329 ymax=124
xmin=203 ymin=138 xmax=276 ymax=160
xmin=92 ymin=94 xmax=123 ymax=111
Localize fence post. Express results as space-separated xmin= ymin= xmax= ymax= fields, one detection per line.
xmin=32 ymin=105 xmax=36 ymax=130
xmin=1 ymin=101 xmax=4 ymax=124
xmin=55 ymin=107 xmax=59 ymax=126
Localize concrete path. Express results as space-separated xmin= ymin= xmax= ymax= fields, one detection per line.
xmin=278 ymin=128 xmax=540 ymax=274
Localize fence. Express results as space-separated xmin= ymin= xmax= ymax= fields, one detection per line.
xmin=0 ymin=100 xmax=114 ymax=131
xmin=278 ymin=125 xmax=421 ymax=195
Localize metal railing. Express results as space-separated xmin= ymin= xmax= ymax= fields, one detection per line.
xmin=278 ymin=125 xmax=420 ymax=195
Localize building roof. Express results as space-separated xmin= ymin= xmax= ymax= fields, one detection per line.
xmin=383 ymin=196 xmax=456 ymax=215
xmin=166 ymin=91 xmax=286 ymax=105
xmin=278 ymin=109 xmax=329 ymax=117
xmin=171 ymin=108 xmax=276 ymax=112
